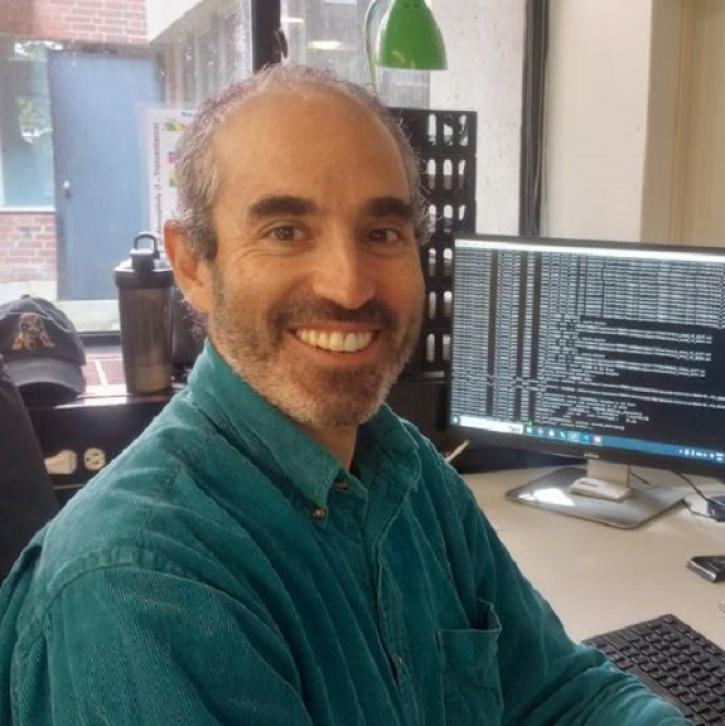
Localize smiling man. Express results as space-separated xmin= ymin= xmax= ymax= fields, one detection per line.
xmin=167 ymin=78 xmax=425 ymax=466
xmin=0 ymin=66 xmax=686 ymax=725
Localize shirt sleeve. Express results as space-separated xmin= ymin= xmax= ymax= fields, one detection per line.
xmin=445 ymin=464 xmax=689 ymax=725
xmin=11 ymin=562 xmax=314 ymax=726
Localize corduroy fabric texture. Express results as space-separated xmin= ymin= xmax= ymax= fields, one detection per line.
xmin=0 ymin=342 xmax=686 ymax=725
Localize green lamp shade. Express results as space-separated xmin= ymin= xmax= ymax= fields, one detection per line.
xmin=377 ymin=0 xmax=448 ymax=71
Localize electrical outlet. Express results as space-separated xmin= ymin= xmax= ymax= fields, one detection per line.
xmin=83 ymin=448 xmax=107 ymax=472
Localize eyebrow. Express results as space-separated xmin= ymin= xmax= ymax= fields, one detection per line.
xmin=247 ymin=195 xmax=319 ymax=221
xmin=246 ymin=194 xmax=414 ymax=223
xmin=362 ymin=196 xmax=415 ymax=221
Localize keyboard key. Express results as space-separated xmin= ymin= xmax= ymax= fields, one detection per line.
xmin=606 ymin=633 xmax=630 ymax=649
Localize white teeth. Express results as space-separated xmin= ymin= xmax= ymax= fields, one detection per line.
xmin=359 ymin=332 xmax=373 ymax=349
xmin=329 ymin=331 xmax=344 ymax=351
xmin=343 ymin=333 xmax=358 ymax=352
xmin=295 ymin=329 xmax=373 ymax=353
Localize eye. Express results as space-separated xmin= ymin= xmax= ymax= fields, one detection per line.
xmin=267 ymin=225 xmax=306 ymax=242
xmin=368 ymin=227 xmax=404 ymax=244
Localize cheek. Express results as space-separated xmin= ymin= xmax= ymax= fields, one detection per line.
xmin=216 ymin=261 xmax=302 ymax=330
xmin=389 ymin=258 xmax=425 ymax=317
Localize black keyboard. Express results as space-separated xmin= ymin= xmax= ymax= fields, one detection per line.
xmin=584 ymin=614 xmax=725 ymax=724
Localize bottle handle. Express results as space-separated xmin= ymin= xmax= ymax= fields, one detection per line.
xmin=133 ymin=232 xmax=160 ymax=258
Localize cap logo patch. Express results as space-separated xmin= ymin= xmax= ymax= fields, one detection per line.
xmin=12 ymin=313 xmax=56 ymax=352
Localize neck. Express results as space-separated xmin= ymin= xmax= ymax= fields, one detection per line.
xmin=302 ymin=424 xmax=358 ymax=470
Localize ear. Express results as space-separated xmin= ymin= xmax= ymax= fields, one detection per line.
xmin=164 ymin=220 xmax=214 ymax=314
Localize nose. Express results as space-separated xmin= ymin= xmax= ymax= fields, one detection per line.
xmin=312 ymin=239 xmax=376 ymax=310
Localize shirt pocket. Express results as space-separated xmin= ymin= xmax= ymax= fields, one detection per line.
xmin=437 ymin=599 xmax=503 ymax=726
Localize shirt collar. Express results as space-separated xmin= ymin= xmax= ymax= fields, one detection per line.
xmin=186 ymin=341 xmax=420 ymax=509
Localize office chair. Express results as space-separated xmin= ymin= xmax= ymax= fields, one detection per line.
xmin=0 ymin=357 xmax=58 ymax=583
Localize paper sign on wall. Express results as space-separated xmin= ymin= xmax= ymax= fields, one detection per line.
xmin=145 ymin=107 xmax=195 ymax=239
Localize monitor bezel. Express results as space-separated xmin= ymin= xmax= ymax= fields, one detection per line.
xmin=448 ymin=233 xmax=725 ymax=478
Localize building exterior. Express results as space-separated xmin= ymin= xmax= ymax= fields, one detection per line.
xmin=0 ymin=0 xmax=253 ymax=302
xmin=0 ymin=0 xmax=149 ymax=293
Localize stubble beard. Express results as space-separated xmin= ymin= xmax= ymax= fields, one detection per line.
xmin=209 ymin=280 xmax=422 ymax=428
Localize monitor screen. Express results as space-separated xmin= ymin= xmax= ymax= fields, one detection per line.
xmin=449 ymin=235 xmax=725 ymax=477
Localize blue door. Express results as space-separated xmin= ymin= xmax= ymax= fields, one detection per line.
xmin=49 ymin=50 xmax=162 ymax=300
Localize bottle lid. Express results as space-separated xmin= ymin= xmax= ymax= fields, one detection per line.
xmin=115 ymin=233 xmax=174 ymax=289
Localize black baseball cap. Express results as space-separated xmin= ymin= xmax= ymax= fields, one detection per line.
xmin=0 ymin=296 xmax=86 ymax=404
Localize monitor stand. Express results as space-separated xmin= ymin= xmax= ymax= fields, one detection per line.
xmin=506 ymin=460 xmax=688 ymax=528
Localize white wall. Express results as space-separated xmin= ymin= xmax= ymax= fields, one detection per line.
xmin=430 ymin=0 xmax=526 ymax=235
xmin=543 ymin=0 xmax=654 ymax=241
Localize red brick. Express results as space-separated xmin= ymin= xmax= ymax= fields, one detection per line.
xmin=0 ymin=212 xmax=57 ymax=283
xmin=20 ymin=0 xmax=147 ymax=44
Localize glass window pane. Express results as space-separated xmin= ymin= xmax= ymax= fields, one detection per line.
xmin=282 ymin=0 xmax=430 ymax=108
xmin=0 ymin=0 xmax=253 ymax=332
xmin=0 ymin=40 xmax=55 ymax=208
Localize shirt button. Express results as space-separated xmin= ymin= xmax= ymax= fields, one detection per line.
xmin=311 ymin=506 xmax=327 ymax=520
xmin=334 ymin=479 xmax=350 ymax=492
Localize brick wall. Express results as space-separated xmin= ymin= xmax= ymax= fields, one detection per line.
xmin=2 ymin=0 xmax=148 ymax=45
xmin=0 ymin=212 xmax=57 ymax=283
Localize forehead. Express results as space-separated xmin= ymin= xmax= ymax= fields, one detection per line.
xmin=210 ymin=87 xmax=410 ymax=201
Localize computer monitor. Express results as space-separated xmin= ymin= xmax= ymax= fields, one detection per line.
xmin=449 ymin=235 xmax=725 ymax=526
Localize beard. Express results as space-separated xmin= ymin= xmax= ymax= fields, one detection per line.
xmin=208 ymin=274 xmax=422 ymax=428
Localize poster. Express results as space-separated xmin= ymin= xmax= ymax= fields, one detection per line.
xmin=145 ymin=107 xmax=195 ymax=239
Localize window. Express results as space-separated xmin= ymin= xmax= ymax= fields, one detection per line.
xmin=0 ymin=0 xmax=253 ymax=330
xmin=0 ymin=39 xmax=55 ymax=208
xmin=281 ymin=0 xmax=429 ymax=108
xmin=0 ymin=0 xmax=525 ymax=333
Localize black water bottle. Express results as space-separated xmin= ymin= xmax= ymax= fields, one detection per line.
xmin=114 ymin=233 xmax=174 ymax=394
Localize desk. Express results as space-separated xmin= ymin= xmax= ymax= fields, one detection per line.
xmin=464 ymin=467 xmax=725 ymax=648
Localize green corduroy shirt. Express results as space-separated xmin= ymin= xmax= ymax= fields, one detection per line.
xmin=0 ymin=342 xmax=686 ymax=725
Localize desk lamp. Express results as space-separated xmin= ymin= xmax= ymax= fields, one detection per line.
xmin=364 ymin=0 xmax=448 ymax=91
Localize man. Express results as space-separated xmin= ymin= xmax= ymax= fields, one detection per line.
xmin=0 ymin=65 xmax=686 ymax=724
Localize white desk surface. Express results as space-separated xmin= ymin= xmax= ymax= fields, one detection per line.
xmin=464 ymin=467 xmax=725 ymax=648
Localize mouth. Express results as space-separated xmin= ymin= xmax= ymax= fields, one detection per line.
xmin=294 ymin=328 xmax=375 ymax=354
